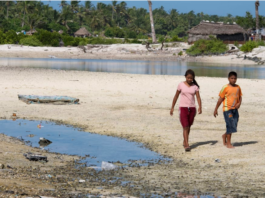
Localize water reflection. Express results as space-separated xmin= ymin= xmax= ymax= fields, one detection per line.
xmin=1 ymin=57 xmax=265 ymax=79
xmin=0 ymin=119 xmax=168 ymax=167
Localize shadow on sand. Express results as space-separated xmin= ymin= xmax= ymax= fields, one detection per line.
xmin=233 ymin=141 xmax=258 ymax=147
xmin=190 ymin=141 xmax=218 ymax=149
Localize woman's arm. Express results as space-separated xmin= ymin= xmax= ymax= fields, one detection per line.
xmin=214 ymin=97 xmax=224 ymax=117
xmin=170 ymin=90 xmax=180 ymax=116
xmin=195 ymin=91 xmax=202 ymax=114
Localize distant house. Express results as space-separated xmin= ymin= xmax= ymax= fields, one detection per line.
xmin=188 ymin=21 xmax=248 ymax=44
xmin=74 ymin=27 xmax=91 ymax=38
xmin=26 ymin=29 xmax=37 ymax=35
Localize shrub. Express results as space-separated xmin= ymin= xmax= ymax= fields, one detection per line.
xmin=0 ymin=30 xmax=19 ymax=44
xmin=20 ymin=36 xmax=42 ymax=46
xmin=61 ymin=35 xmax=74 ymax=46
xmin=35 ymin=29 xmax=61 ymax=46
xmin=240 ymin=41 xmax=259 ymax=52
xmin=178 ymin=51 xmax=183 ymax=56
xmin=0 ymin=31 xmax=5 ymax=44
xmin=72 ymin=37 xmax=82 ymax=46
xmin=79 ymin=38 xmax=89 ymax=46
xmin=104 ymin=27 xmax=125 ymax=38
xmin=125 ymin=30 xmax=137 ymax=39
xmin=240 ymin=41 xmax=265 ymax=52
xmin=87 ymin=37 xmax=122 ymax=44
xmin=186 ymin=36 xmax=228 ymax=56
xmin=104 ymin=28 xmax=114 ymax=37
xmin=136 ymin=34 xmax=148 ymax=39
xmin=17 ymin=33 xmax=28 ymax=41
xmin=5 ymin=30 xmax=19 ymax=44
xmin=171 ymin=35 xmax=181 ymax=42
xmin=129 ymin=39 xmax=142 ymax=44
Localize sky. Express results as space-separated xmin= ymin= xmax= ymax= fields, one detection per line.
xmin=43 ymin=1 xmax=259 ymax=17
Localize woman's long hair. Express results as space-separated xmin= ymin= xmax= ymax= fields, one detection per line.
xmin=185 ymin=69 xmax=200 ymax=88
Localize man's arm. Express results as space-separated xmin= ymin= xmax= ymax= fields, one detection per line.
xmin=214 ymin=97 xmax=224 ymax=117
xmin=235 ymin=96 xmax=242 ymax=109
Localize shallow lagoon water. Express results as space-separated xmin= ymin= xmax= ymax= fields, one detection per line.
xmin=0 ymin=119 xmax=167 ymax=167
xmin=1 ymin=57 xmax=265 ymax=79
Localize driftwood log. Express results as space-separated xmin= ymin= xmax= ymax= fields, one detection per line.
xmin=26 ymin=98 xmax=79 ymax=103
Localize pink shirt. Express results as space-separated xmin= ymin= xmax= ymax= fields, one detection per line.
xmin=177 ymin=82 xmax=199 ymax=107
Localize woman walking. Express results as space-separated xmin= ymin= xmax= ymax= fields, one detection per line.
xmin=170 ymin=69 xmax=202 ymax=151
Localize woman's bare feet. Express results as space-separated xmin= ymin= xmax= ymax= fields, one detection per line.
xmin=222 ymin=134 xmax=227 ymax=146
xmin=184 ymin=146 xmax=191 ymax=152
xmin=227 ymin=144 xmax=235 ymax=149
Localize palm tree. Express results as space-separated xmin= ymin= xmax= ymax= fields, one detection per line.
xmin=59 ymin=0 xmax=68 ymax=9
xmin=167 ymin=9 xmax=178 ymax=30
xmin=17 ymin=1 xmax=31 ymax=27
xmin=84 ymin=0 xmax=93 ymax=12
xmin=255 ymin=0 xmax=260 ymax=40
xmin=70 ymin=0 xmax=80 ymax=14
xmin=89 ymin=11 xmax=103 ymax=31
xmin=111 ymin=0 xmax=117 ymax=21
xmin=57 ymin=5 xmax=73 ymax=31
xmin=26 ymin=13 xmax=43 ymax=32
xmin=5 ymin=1 xmax=10 ymax=19
xmin=147 ymin=0 xmax=157 ymax=43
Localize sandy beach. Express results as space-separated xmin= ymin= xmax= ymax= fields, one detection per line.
xmin=0 ymin=44 xmax=257 ymax=65
xmin=0 ymin=66 xmax=265 ymax=197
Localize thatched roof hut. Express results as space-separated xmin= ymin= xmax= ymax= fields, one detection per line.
xmin=188 ymin=22 xmax=248 ymax=44
xmin=74 ymin=27 xmax=91 ymax=37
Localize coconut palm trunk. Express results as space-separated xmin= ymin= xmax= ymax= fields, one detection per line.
xmin=255 ymin=0 xmax=260 ymax=41
xmin=148 ymin=0 xmax=157 ymax=43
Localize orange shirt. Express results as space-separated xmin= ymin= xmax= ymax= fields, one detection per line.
xmin=219 ymin=84 xmax=242 ymax=112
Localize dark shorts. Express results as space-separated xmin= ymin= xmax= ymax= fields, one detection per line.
xmin=223 ymin=109 xmax=239 ymax=134
xmin=179 ymin=107 xmax=196 ymax=128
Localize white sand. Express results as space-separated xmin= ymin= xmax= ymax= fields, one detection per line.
xmin=0 ymin=67 xmax=265 ymax=195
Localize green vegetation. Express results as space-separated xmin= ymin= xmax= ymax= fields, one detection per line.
xmin=0 ymin=1 xmax=263 ymax=46
xmin=0 ymin=30 xmax=19 ymax=44
xmin=0 ymin=1 xmax=263 ymax=43
xmin=178 ymin=51 xmax=183 ymax=56
xmin=171 ymin=36 xmax=182 ymax=42
xmin=20 ymin=37 xmax=42 ymax=46
xmin=87 ymin=37 xmax=123 ymax=45
xmin=104 ymin=27 xmax=125 ymax=38
xmin=240 ymin=41 xmax=265 ymax=52
xmin=186 ymin=37 xmax=228 ymax=56
xmin=0 ymin=28 xmax=126 ymax=47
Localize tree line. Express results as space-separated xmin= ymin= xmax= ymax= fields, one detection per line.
xmin=0 ymin=0 xmax=264 ymax=39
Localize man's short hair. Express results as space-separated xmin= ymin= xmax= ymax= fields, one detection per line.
xmin=228 ymin=71 xmax=237 ymax=78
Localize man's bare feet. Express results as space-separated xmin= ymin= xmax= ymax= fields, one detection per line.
xmin=227 ymin=144 xmax=235 ymax=149
xmin=222 ymin=134 xmax=227 ymax=146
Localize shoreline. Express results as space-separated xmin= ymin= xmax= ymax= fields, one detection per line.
xmin=0 ymin=67 xmax=265 ymax=196
xmin=0 ymin=44 xmax=257 ymax=66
